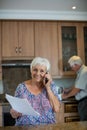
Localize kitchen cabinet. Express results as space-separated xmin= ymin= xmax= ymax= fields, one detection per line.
xmin=35 ymin=21 xmax=59 ymax=77
xmin=58 ymin=22 xmax=85 ymax=77
xmin=56 ymin=99 xmax=80 ymax=123
xmin=0 ymin=68 xmax=2 ymax=80
xmin=1 ymin=20 xmax=87 ymax=77
xmin=2 ymin=21 xmax=34 ymax=60
xmin=35 ymin=21 xmax=87 ymax=77
xmin=81 ymin=23 xmax=87 ymax=65
xmin=0 ymin=21 xmax=2 ymax=80
xmin=55 ymin=102 xmax=64 ymax=123
xmin=64 ymin=102 xmax=80 ymax=122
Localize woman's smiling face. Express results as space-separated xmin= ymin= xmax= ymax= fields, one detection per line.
xmin=31 ymin=64 xmax=47 ymax=82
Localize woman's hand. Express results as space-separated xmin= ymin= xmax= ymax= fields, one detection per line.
xmin=10 ymin=108 xmax=22 ymax=119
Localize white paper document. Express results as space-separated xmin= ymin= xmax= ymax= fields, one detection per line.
xmin=5 ymin=94 xmax=40 ymax=116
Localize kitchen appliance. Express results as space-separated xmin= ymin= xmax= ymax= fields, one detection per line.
xmin=2 ymin=105 xmax=15 ymax=126
xmin=2 ymin=60 xmax=32 ymax=96
xmin=1 ymin=60 xmax=32 ymax=126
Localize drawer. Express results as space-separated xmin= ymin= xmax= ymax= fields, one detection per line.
xmin=65 ymin=116 xmax=80 ymax=122
xmin=64 ymin=103 xmax=78 ymax=113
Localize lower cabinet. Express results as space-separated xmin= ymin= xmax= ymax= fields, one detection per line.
xmin=55 ymin=103 xmax=64 ymax=123
xmin=56 ymin=101 xmax=80 ymax=123
xmin=0 ymin=101 xmax=80 ymax=126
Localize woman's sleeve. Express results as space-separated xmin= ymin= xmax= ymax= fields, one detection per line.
xmin=50 ymin=82 xmax=60 ymax=100
xmin=14 ymin=83 xmax=23 ymax=97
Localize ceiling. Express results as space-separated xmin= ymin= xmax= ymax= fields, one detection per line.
xmin=0 ymin=0 xmax=87 ymax=12
xmin=0 ymin=0 xmax=87 ymax=20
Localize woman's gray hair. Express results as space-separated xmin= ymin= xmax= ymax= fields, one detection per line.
xmin=68 ymin=55 xmax=83 ymax=67
xmin=30 ymin=57 xmax=51 ymax=72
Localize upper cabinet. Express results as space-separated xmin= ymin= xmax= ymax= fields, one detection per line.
xmin=0 ymin=21 xmax=2 ymax=80
xmin=58 ymin=22 xmax=85 ymax=76
xmin=2 ymin=21 xmax=35 ymax=60
xmin=1 ymin=20 xmax=87 ymax=78
xmin=81 ymin=23 xmax=87 ymax=65
xmin=35 ymin=21 xmax=59 ymax=77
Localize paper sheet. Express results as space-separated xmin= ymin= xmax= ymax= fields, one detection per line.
xmin=5 ymin=94 xmax=40 ymax=116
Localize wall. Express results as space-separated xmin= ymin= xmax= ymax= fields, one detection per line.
xmin=54 ymin=78 xmax=75 ymax=89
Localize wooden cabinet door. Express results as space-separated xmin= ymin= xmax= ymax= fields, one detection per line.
xmin=0 ymin=21 xmax=2 ymax=80
xmin=55 ymin=103 xmax=64 ymax=123
xmin=80 ymin=23 xmax=87 ymax=65
xmin=2 ymin=21 xmax=34 ymax=59
xmin=58 ymin=22 xmax=85 ymax=77
xmin=2 ymin=21 xmax=18 ymax=58
xmin=35 ymin=21 xmax=59 ymax=77
xmin=18 ymin=21 xmax=34 ymax=58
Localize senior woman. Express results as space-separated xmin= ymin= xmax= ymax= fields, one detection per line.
xmin=10 ymin=57 xmax=60 ymax=126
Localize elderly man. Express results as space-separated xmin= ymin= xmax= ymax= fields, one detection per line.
xmin=62 ymin=55 xmax=87 ymax=121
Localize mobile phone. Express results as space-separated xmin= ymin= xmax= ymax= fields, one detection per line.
xmin=45 ymin=78 xmax=49 ymax=84
xmin=45 ymin=72 xmax=49 ymax=84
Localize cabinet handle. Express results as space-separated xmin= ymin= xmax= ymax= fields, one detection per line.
xmin=15 ymin=47 xmax=18 ymax=53
xmin=19 ymin=47 xmax=22 ymax=53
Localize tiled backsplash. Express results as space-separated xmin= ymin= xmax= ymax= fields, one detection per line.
xmin=0 ymin=77 xmax=75 ymax=96
xmin=2 ymin=66 xmax=31 ymax=95
xmin=54 ymin=78 xmax=75 ymax=89
xmin=0 ymin=61 xmax=75 ymax=100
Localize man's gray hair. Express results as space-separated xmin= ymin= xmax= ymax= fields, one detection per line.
xmin=30 ymin=57 xmax=51 ymax=72
xmin=68 ymin=56 xmax=83 ymax=66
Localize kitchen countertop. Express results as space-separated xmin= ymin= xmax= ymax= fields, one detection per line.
xmin=61 ymin=96 xmax=78 ymax=103
xmin=0 ymin=96 xmax=77 ymax=106
xmin=0 ymin=102 xmax=10 ymax=106
xmin=0 ymin=93 xmax=77 ymax=104
xmin=0 ymin=96 xmax=77 ymax=108
xmin=0 ymin=121 xmax=87 ymax=130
